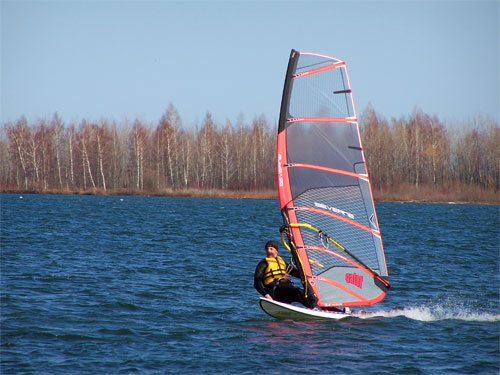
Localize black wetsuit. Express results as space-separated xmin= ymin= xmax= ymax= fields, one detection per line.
xmin=254 ymin=258 xmax=316 ymax=308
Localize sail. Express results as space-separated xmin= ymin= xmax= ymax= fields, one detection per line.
xmin=277 ymin=50 xmax=390 ymax=308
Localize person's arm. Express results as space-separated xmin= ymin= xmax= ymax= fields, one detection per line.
xmin=254 ymin=260 xmax=272 ymax=299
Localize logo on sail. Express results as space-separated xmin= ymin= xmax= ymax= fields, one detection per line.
xmin=345 ymin=273 xmax=363 ymax=288
xmin=314 ymin=202 xmax=354 ymax=220
xmin=278 ymin=154 xmax=284 ymax=187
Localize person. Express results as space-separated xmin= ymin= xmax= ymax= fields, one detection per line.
xmin=254 ymin=240 xmax=316 ymax=308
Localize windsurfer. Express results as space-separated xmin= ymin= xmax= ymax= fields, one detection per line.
xmin=254 ymin=240 xmax=316 ymax=308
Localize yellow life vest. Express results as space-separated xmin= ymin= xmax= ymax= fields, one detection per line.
xmin=263 ymin=256 xmax=288 ymax=286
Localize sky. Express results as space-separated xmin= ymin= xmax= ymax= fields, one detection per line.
xmin=1 ymin=0 xmax=499 ymax=128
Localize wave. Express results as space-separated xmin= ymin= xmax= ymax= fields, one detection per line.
xmin=354 ymin=305 xmax=500 ymax=322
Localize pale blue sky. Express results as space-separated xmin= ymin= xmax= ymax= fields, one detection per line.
xmin=1 ymin=0 xmax=499 ymax=127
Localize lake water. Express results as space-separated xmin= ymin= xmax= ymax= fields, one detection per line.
xmin=1 ymin=194 xmax=499 ymax=374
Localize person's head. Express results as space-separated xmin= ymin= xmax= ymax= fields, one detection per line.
xmin=265 ymin=240 xmax=279 ymax=258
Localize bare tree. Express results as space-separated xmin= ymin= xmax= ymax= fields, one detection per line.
xmin=79 ymin=121 xmax=96 ymax=190
xmin=130 ymin=120 xmax=148 ymax=191
xmin=218 ymin=120 xmax=234 ymax=189
xmin=155 ymin=103 xmax=181 ymax=190
xmin=7 ymin=117 xmax=30 ymax=189
xmin=51 ymin=113 xmax=65 ymax=189
xmin=197 ymin=112 xmax=216 ymax=188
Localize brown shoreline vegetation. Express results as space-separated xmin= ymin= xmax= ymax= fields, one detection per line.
xmin=1 ymin=104 xmax=499 ymax=205
xmin=0 ymin=187 xmax=277 ymax=200
xmin=1 ymin=185 xmax=498 ymax=204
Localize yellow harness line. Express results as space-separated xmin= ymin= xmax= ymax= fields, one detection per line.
xmin=280 ymin=229 xmax=323 ymax=266
xmin=290 ymin=223 xmax=345 ymax=250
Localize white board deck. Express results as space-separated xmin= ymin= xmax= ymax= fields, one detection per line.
xmin=258 ymin=297 xmax=351 ymax=320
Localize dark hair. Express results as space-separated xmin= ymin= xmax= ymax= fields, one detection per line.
xmin=265 ymin=240 xmax=279 ymax=251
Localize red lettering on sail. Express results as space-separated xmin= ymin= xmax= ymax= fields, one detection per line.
xmin=345 ymin=273 xmax=363 ymax=288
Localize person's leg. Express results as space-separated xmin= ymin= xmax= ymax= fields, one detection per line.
xmin=274 ymin=285 xmax=313 ymax=308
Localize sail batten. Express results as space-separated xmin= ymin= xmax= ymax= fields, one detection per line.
xmin=291 ymin=206 xmax=380 ymax=235
xmin=285 ymin=163 xmax=370 ymax=181
xmin=277 ymin=49 xmax=390 ymax=308
xmin=287 ymin=117 xmax=357 ymax=123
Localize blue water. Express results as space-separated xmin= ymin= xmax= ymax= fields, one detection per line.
xmin=1 ymin=194 xmax=499 ymax=374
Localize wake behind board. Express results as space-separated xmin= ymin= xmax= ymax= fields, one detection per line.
xmin=259 ymin=297 xmax=351 ymax=321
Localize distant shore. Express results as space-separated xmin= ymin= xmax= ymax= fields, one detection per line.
xmin=1 ymin=186 xmax=498 ymax=205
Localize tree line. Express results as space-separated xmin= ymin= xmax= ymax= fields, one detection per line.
xmin=0 ymin=104 xmax=275 ymax=194
xmin=361 ymin=105 xmax=499 ymax=194
xmin=1 ymin=104 xmax=498 ymax=201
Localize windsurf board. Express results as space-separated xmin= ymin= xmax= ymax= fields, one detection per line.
xmin=258 ymin=297 xmax=351 ymax=321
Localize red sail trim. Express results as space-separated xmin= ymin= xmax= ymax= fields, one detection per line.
xmin=304 ymin=245 xmax=379 ymax=277
xmin=286 ymin=162 xmax=369 ymax=181
xmin=293 ymin=62 xmax=345 ymax=78
xmin=292 ymin=206 xmax=381 ymax=236
xmin=339 ymin=290 xmax=387 ymax=307
xmin=298 ymin=51 xmax=344 ymax=62
xmin=288 ymin=117 xmax=357 ymax=123
xmin=311 ymin=276 xmax=368 ymax=304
